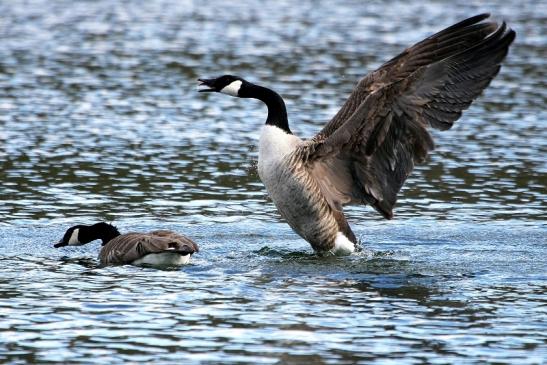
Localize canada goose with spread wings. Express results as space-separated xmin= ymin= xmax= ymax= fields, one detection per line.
xmin=198 ymin=14 xmax=515 ymax=255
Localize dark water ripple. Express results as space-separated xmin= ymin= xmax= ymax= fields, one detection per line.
xmin=0 ymin=0 xmax=545 ymax=224
xmin=0 ymin=223 xmax=546 ymax=364
xmin=0 ymin=0 xmax=546 ymax=364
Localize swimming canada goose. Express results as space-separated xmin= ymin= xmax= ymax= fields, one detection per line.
xmin=198 ymin=14 xmax=515 ymax=256
xmin=54 ymin=222 xmax=199 ymax=266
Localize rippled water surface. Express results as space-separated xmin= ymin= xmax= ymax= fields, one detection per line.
xmin=1 ymin=0 xmax=546 ymax=364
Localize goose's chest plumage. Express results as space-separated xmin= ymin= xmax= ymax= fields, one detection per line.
xmin=257 ymin=125 xmax=341 ymax=251
xmin=257 ymin=125 xmax=300 ymax=182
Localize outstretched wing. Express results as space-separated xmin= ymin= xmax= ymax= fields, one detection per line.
xmin=148 ymin=230 xmax=200 ymax=253
xmin=300 ymin=15 xmax=515 ymax=219
xmin=316 ymin=13 xmax=498 ymax=139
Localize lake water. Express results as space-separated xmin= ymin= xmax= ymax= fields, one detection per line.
xmin=0 ymin=0 xmax=546 ymax=364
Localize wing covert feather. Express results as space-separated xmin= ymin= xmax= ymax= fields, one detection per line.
xmin=300 ymin=15 xmax=514 ymax=219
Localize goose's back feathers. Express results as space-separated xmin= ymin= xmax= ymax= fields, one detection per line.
xmin=300 ymin=14 xmax=515 ymax=219
xmin=99 ymin=230 xmax=199 ymax=265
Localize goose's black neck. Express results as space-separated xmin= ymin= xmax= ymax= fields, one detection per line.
xmin=242 ymin=83 xmax=291 ymax=134
xmin=86 ymin=223 xmax=121 ymax=246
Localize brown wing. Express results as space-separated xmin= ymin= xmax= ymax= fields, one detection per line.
xmin=302 ymin=17 xmax=515 ymax=219
xmin=100 ymin=231 xmax=199 ymax=265
xmin=316 ymin=13 xmax=498 ymax=140
xmin=148 ymin=230 xmax=199 ymax=253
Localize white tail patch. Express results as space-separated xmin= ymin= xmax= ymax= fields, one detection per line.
xmin=331 ymin=232 xmax=355 ymax=256
xmin=133 ymin=252 xmax=191 ymax=266
xmin=220 ymin=80 xmax=242 ymax=96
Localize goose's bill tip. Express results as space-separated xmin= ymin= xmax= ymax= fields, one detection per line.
xmin=54 ymin=241 xmax=67 ymax=248
xmin=197 ymin=78 xmax=215 ymax=92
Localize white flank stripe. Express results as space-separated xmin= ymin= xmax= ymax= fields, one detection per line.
xmin=133 ymin=252 xmax=191 ymax=266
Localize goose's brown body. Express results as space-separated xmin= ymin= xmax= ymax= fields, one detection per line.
xmin=99 ymin=230 xmax=199 ymax=265
xmin=258 ymin=125 xmax=357 ymax=254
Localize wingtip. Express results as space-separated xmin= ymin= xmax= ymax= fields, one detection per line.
xmin=374 ymin=201 xmax=394 ymax=220
xmin=427 ymin=13 xmax=495 ymax=41
xmin=486 ymin=17 xmax=517 ymax=42
xmin=505 ymin=27 xmax=517 ymax=43
xmin=456 ymin=13 xmax=492 ymax=27
xmin=489 ymin=21 xmax=517 ymax=48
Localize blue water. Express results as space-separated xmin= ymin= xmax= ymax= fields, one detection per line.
xmin=0 ymin=0 xmax=545 ymax=364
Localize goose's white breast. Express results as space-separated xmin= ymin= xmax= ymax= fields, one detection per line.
xmin=258 ymin=125 xmax=301 ymax=182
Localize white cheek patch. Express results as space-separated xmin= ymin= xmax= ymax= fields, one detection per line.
xmin=68 ymin=228 xmax=80 ymax=245
xmin=220 ymin=80 xmax=242 ymax=96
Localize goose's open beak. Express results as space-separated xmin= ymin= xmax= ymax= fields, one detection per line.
xmin=54 ymin=241 xmax=67 ymax=248
xmin=197 ymin=78 xmax=216 ymax=92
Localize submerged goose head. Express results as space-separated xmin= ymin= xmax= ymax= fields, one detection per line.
xmin=54 ymin=222 xmax=121 ymax=248
xmin=198 ymin=75 xmax=248 ymax=97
